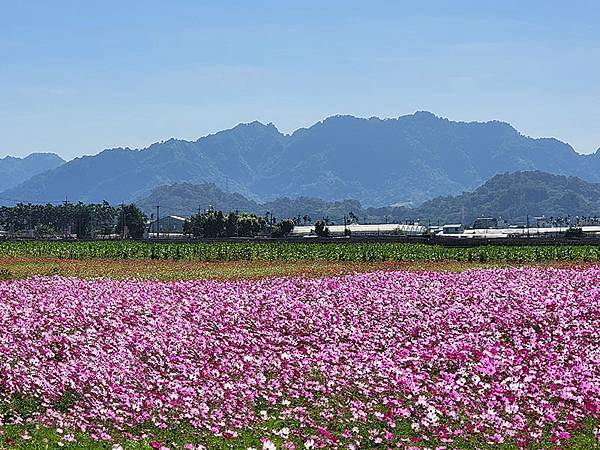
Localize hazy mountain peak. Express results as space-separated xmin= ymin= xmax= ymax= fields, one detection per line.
xmin=411 ymin=110 xmax=440 ymax=119
xmin=321 ymin=114 xmax=366 ymax=124
xmin=233 ymin=120 xmax=279 ymax=132
xmin=0 ymin=152 xmax=65 ymax=193
xmin=0 ymin=152 xmax=64 ymax=162
xmin=197 ymin=120 xmax=283 ymax=144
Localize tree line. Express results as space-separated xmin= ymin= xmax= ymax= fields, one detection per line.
xmin=0 ymin=202 xmax=147 ymax=239
xmin=0 ymin=203 xmax=298 ymax=239
xmin=183 ymin=210 xmax=295 ymax=238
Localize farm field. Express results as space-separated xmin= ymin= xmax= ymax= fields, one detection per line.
xmin=1 ymin=242 xmax=599 ymax=448
xmin=2 ymin=240 xmax=600 ymax=263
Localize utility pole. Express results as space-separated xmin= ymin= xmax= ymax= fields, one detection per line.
xmin=155 ymin=203 xmax=160 ymax=239
xmin=63 ymin=196 xmax=69 ymax=238
xmin=121 ymin=203 xmax=126 ymax=239
xmin=90 ymin=209 xmax=94 ymax=240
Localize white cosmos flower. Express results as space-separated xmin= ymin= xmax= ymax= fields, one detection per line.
xmin=262 ymin=440 xmax=276 ymax=450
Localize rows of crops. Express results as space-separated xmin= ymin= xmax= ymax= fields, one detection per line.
xmin=1 ymin=240 xmax=600 ymax=262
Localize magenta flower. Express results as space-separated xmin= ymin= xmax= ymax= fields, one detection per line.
xmin=0 ymin=267 xmax=597 ymax=446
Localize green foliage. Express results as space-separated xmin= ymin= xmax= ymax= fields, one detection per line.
xmin=0 ymin=418 xmax=597 ymax=449
xmin=237 ymin=213 xmax=265 ymax=237
xmin=186 ymin=210 xmax=227 ymax=238
xmin=1 ymin=393 xmax=43 ymax=421
xmin=53 ymin=389 xmax=80 ymax=414
xmin=1 ymin=240 xmax=599 ymax=263
xmin=0 ymin=201 xmax=118 ymax=238
xmin=34 ymin=223 xmax=54 ymax=237
xmin=314 ymin=219 xmax=329 ymax=237
xmin=565 ymin=227 xmax=584 ymax=238
xmin=186 ymin=210 xmax=271 ymax=238
xmin=115 ymin=204 xmax=147 ymax=239
xmin=271 ymin=218 xmax=295 ymax=237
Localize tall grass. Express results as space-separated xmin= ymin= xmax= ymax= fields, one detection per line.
xmin=1 ymin=240 xmax=599 ymax=262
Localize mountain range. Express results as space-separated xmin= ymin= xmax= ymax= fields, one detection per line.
xmin=0 ymin=153 xmax=64 ymax=195
xmin=135 ymin=171 xmax=600 ymax=226
xmin=1 ymin=112 xmax=599 ymax=206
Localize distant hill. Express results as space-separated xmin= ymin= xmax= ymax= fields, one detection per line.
xmin=387 ymin=171 xmax=600 ymax=225
xmin=136 ymin=183 xmax=259 ymax=217
xmin=136 ymin=182 xmax=363 ymax=225
xmin=0 ymin=153 xmax=65 ymax=195
xmin=137 ymin=172 xmax=600 ymax=227
xmin=2 ymin=112 xmax=599 ymax=206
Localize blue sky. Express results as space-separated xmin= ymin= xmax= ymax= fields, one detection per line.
xmin=1 ymin=0 xmax=599 ymax=159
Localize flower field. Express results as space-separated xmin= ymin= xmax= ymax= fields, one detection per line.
xmin=0 ymin=267 xmax=598 ymax=449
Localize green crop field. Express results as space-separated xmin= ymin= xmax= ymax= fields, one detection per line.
xmin=1 ymin=239 xmax=600 ymax=263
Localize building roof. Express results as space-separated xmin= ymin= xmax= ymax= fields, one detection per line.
xmin=290 ymin=223 xmax=427 ymax=235
xmin=445 ymin=225 xmax=600 ymax=237
xmin=168 ymin=215 xmax=187 ymax=222
xmin=152 ymin=215 xmax=187 ymax=222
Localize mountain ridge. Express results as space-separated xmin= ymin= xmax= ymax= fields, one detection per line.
xmin=0 ymin=152 xmax=65 ymax=194
xmin=2 ymin=112 xmax=598 ymax=206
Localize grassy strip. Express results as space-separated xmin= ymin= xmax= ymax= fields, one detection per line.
xmin=1 ymin=240 xmax=600 ymax=263
xmin=1 ymin=419 xmax=597 ymax=449
xmin=0 ymin=257 xmax=563 ymax=281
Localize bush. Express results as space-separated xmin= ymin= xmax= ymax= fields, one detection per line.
xmin=0 ymin=268 xmax=12 ymax=279
xmin=314 ymin=220 xmax=330 ymax=237
xmin=565 ymin=227 xmax=584 ymax=238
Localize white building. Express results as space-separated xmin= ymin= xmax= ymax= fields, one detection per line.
xmin=148 ymin=215 xmax=187 ymax=234
xmin=289 ymin=223 xmax=427 ymax=237
xmin=449 ymin=225 xmax=600 ymax=238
